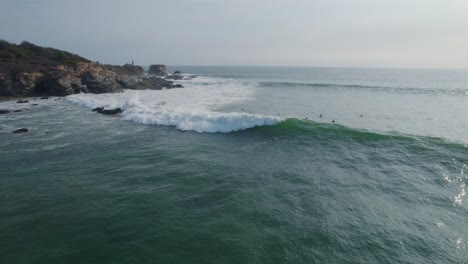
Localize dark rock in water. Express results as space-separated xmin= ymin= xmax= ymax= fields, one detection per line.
xmin=100 ymin=108 xmax=122 ymax=115
xmin=148 ymin=65 xmax=168 ymax=76
xmin=174 ymin=84 xmax=184 ymax=88
xmin=13 ymin=110 xmax=22 ymax=112
xmin=166 ymin=74 xmax=184 ymax=80
xmin=93 ymin=107 xmax=122 ymax=115
xmin=92 ymin=107 xmax=104 ymax=112
xmin=0 ymin=109 xmax=10 ymax=114
xmin=32 ymin=104 xmax=38 ymax=106
xmin=173 ymin=71 xmax=182 ymax=75
xmin=17 ymin=100 xmax=29 ymax=103
xmin=13 ymin=128 xmax=28 ymax=133
xmin=40 ymin=96 xmax=49 ymax=99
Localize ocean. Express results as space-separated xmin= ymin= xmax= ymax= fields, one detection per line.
xmin=0 ymin=66 xmax=467 ymax=263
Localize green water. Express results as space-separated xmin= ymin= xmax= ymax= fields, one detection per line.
xmin=1 ymin=67 xmax=468 ymax=263
xmin=0 ymin=105 xmax=467 ymax=263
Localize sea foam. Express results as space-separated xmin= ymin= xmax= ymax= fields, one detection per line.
xmin=67 ymin=75 xmax=283 ymax=133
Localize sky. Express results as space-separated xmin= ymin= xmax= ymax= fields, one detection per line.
xmin=1 ymin=0 xmax=467 ymax=68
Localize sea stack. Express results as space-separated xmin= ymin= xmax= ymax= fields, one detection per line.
xmin=148 ymin=65 xmax=168 ymax=76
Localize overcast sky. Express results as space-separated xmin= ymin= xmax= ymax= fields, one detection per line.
xmin=1 ymin=0 xmax=467 ymax=68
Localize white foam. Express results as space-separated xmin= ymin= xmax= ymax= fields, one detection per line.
xmin=67 ymin=76 xmax=283 ymax=133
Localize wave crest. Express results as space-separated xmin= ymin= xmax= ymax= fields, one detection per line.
xmin=67 ymin=79 xmax=283 ymax=133
xmin=122 ymin=106 xmax=282 ymax=133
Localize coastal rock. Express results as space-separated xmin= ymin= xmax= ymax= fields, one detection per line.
xmin=93 ymin=107 xmax=122 ymax=115
xmin=0 ymin=109 xmax=10 ymax=114
xmin=100 ymin=108 xmax=123 ymax=115
xmin=106 ymin=64 xmax=144 ymax=77
xmin=166 ymin=71 xmax=184 ymax=80
xmin=14 ymin=72 xmax=44 ymax=96
xmin=17 ymin=99 xmax=29 ymax=103
xmin=76 ymin=63 xmax=123 ymax=94
xmin=149 ymin=65 xmax=168 ymax=76
xmin=117 ymin=76 xmax=183 ymax=90
xmin=115 ymin=76 xmax=141 ymax=89
xmin=38 ymin=69 xmax=86 ymax=95
xmin=0 ymin=41 xmax=181 ymax=97
xmin=92 ymin=107 xmax=104 ymax=112
xmin=0 ymin=72 xmax=15 ymax=96
xmin=13 ymin=128 xmax=28 ymax=133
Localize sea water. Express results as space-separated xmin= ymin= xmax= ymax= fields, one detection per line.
xmin=0 ymin=67 xmax=467 ymax=263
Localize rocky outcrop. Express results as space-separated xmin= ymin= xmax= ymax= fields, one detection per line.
xmin=76 ymin=63 xmax=122 ymax=94
xmin=149 ymin=65 xmax=168 ymax=76
xmin=166 ymin=71 xmax=184 ymax=80
xmin=106 ymin=64 xmax=144 ymax=77
xmin=92 ymin=107 xmax=123 ymax=115
xmin=14 ymin=72 xmax=44 ymax=96
xmin=13 ymin=128 xmax=28 ymax=134
xmin=0 ymin=40 xmax=182 ymax=97
xmin=116 ymin=75 xmax=183 ymax=90
xmin=38 ymin=67 xmax=86 ymax=95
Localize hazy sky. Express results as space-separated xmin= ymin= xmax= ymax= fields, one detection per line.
xmin=1 ymin=0 xmax=467 ymax=68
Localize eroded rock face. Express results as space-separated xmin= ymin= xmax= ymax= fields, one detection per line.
xmin=14 ymin=72 xmax=44 ymax=96
xmin=38 ymin=69 xmax=87 ymax=96
xmin=76 ymin=63 xmax=123 ymax=94
xmin=149 ymin=65 xmax=168 ymax=76
xmin=0 ymin=72 xmax=14 ymax=96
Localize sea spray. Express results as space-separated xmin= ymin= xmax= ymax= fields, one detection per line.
xmin=67 ymin=78 xmax=283 ymax=133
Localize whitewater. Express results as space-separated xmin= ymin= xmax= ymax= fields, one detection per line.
xmin=67 ymin=75 xmax=283 ymax=133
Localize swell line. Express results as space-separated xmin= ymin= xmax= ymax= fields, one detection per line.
xmin=259 ymin=81 xmax=468 ymax=96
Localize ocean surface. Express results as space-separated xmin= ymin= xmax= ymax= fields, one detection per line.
xmin=0 ymin=66 xmax=467 ymax=263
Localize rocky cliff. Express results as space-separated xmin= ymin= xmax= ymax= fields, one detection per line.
xmin=148 ymin=64 xmax=168 ymax=76
xmin=0 ymin=40 xmax=182 ymax=97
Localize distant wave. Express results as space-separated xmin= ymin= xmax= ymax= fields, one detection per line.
xmin=260 ymin=81 xmax=468 ymax=96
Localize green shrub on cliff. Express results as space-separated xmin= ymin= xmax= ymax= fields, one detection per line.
xmin=0 ymin=40 xmax=90 ymax=74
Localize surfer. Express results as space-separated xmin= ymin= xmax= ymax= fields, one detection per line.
xmin=319 ymin=114 xmax=322 ymax=118
xmin=332 ymin=120 xmax=335 ymax=124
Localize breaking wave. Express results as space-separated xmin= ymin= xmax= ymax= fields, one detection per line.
xmin=67 ymin=77 xmax=282 ymax=133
